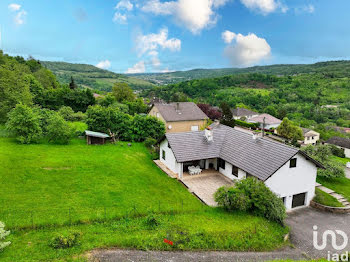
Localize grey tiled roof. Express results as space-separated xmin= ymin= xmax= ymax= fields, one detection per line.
xmin=326 ymin=136 xmax=350 ymax=149
xmin=166 ymin=125 xmax=321 ymax=181
xmin=231 ymin=107 xmax=258 ymax=117
xmin=153 ymin=102 xmax=208 ymax=122
xmin=249 ymin=113 xmax=282 ymax=125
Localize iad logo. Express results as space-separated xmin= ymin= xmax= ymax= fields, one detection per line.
xmin=313 ymin=225 xmax=348 ymax=251
xmin=313 ymin=225 xmax=349 ymax=262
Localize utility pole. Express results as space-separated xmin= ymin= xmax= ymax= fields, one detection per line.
xmin=262 ymin=117 xmax=266 ymax=137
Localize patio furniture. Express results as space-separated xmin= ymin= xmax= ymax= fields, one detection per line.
xmin=188 ymin=166 xmax=202 ymax=175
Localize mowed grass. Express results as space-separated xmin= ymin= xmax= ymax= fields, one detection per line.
xmin=317 ymin=177 xmax=350 ymax=202
xmin=0 ymin=137 xmax=202 ymax=228
xmin=3 ymin=210 xmax=288 ymax=262
xmin=313 ymin=188 xmax=343 ymax=207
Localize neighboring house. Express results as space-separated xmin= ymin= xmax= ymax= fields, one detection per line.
xmin=325 ymin=137 xmax=350 ymax=158
xmin=231 ymin=107 xmax=259 ymax=120
xmin=248 ymin=113 xmax=282 ymax=129
xmin=301 ymin=128 xmax=320 ymax=146
xmin=85 ymin=130 xmax=109 ymax=145
xmin=159 ymin=124 xmax=323 ymax=211
xmin=148 ymin=102 xmax=209 ymax=133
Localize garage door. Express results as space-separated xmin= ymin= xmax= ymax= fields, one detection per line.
xmin=292 ymin=192 xmax=306 ymax=208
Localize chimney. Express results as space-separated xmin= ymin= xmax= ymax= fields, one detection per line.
xmin=205 ymin=127 xmax=213 ymax=142
xmin=176 ymin=102 xmax=180 ymax=111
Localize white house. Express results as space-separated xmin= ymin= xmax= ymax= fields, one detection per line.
xmin=159 ymin=124 xmax=323 ymax=211
xmin=325 ymin=137 xmax=350 ymax=158
xmin=301 ymin=128 xmax=320 ymax=146
xmin=248 ymin=113 xmax=282 ymax=129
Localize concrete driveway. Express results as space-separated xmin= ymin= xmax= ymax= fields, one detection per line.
xmin=286 ymin=207 xmax=350 ymax=259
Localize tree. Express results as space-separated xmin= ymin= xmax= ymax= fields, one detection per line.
xmin=277 ymin=118 xmax=303 ymax=141
xmin=6 ymin=104 xmax=42 ymax=144
xmin=69 ymin=76 xmax=77 ymax=90
xmin=125 ymin=98 xmax=148 ymax=115
xmin=220 ymin=102 xmax=235 ymax=127
xmin=58 ymin=106 xmax=75 ymax=121
xmin=198 ymin=104 xmax=222 ymax=120
xmin=112 ymin=83 xmax=135 ymax=103
xmin=0 ymin=221 xmax=11 ymax=252
xmin=46 ymin=113 xmax=72 ymax=144
xmin=132 ymin=115 xmax=165 ymax=142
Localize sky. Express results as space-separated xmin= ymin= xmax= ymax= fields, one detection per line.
xmin=1 ymin=0 xmax=350 ymax=74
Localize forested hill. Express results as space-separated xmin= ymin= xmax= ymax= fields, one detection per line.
xmin=41 ymin=61 xmax=155 ymax=91
xmin=131 ymin=60 xmax=350 ymax=85
xmin=142 ymin=73 xmax=350 ymax=138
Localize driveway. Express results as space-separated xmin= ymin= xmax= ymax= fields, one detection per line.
xmin=286 ymin=207 xmax=350 ymax=259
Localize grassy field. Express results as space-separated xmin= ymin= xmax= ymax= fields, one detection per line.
xmin=313 ymin=188 xmax=343 ymax=207
xmin=0 ymin=136 xmax=289 ymax=261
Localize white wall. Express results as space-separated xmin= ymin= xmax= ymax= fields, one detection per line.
xmin=346 ymin=148 xmax=350 ymax=158
xmin=219 ymin=160 xmax=246 ymax=181
xmin=265 ymin=153 xmax=317 ymax=211
xmin=304 ymin=133 xmax=320 ymax=145
xmin=159 ymin=139 xmax=181 ymax=175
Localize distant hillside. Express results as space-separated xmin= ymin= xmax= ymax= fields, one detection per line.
xmin=41 ymin=61 xmax=155 ymax=91
xmin=130 ymin=60 xmax=350 ymax=85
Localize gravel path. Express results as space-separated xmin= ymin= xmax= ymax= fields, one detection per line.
xmin=90 ymin=248 xmax=306 ymax=262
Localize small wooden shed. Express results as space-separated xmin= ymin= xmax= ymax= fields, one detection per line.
xmin=85 ymin=130 xmax=110 ymax=145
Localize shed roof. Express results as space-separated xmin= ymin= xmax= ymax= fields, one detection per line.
xmin=165 ymin=124 xmax=322 ymax=181
xmin=85 ymin=130 xmax=110 ymax=138
xmin=153 ymin=102 xmax=208 ymax=122
xmin=326 ymin=136 xmax=350 ymax=149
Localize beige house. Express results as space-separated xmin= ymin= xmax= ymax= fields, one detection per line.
xmin=301 ymin=128 xmax=320 ymax=146
xmin=148 ymin=102 xmax=209 ymax=133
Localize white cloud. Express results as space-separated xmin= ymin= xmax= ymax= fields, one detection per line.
xmin=151 ymin=56 xmax=161 ymax=67
xmin=240 ymin=0 xmax=286 ymax=14
xmin=222 ymin=30 xmax=236 ymax=44
xmin=126 ymin=61 xmax=146 ymax=73
xmin=96 ymin=60 xmax=111 ymax=69
xmin=115 ymin=0 xmax=133 ymax=11
xmin=14 ymin=10 xmax=27 ymax=25
xmin=161 ymin=68 xmax=175 ymax=73
xmin=8 ymin=3 xmax=21 ymax=11
xmin=223 ymin=31 xmax=271 ymax=67
xmin=113 ymin=12 xmax=127 ymax=24
xmin=295 ymin=4 xmax=314 ymax=14
xmin=141 ymin=0 xmax=229 ymax=34
xmin=136 ymin=28 xmax=181 ymax=56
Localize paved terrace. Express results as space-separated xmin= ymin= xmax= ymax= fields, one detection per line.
xmin=181 ymin=169 xmax=235 ymax=206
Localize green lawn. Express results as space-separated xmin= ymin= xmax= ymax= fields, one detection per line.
xmin=313 ymin=188 xmax=343 ymax=207
xmin=0 ymin=137 xmax=202 ymax=228
xmin=317 ymin=177 xmax=350 ymax=202
xmin=329 ymin=155 xmax=350 ymax=165
xmin=0 ymin=137 xmax=288 ymax=261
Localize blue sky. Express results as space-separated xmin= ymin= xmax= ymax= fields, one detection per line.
xmin=1 ymin=0 xmax=350 ymax=73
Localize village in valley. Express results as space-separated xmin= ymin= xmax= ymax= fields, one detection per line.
xmin=1 ymin=1 xmax=350 ymax=261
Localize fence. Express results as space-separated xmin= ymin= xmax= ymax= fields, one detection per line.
xmin=0 ymin=200 xmax=208 ymax=230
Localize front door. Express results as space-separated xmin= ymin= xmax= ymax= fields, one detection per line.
xmin=292 ymin=192 xmax=306 ymax=208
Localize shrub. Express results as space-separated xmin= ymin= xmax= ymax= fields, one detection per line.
xmin=46 ymin=114 xmax=72 ymax=144
xmin=318 ymin=161 xmax=345 ymax=178
xmin=132 ymin=115 xmax=165 ymax=142
xmin=69 ymin=121 xmax=88 ymax=137
xmin=235 ymin=119 xmax=259 ymax=129
xmin=328 ymin=144 xmax=346 ymax=158
xmin=58 ymin=106 xmax=75 ymax=121
xmin=6 ymin=104 xmax=42 ymax=144
xmin=49 ymin=232 xmax=81 ymax=249
xmin=215 ymin=178 xmax=286 ymax=224
xmin=0 ymin=221 xmax=11 ymax=252
xmin=144 ymin=137 xmax=157 ymax=149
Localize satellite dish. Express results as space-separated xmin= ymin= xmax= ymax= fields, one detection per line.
xmin=168 ymin=125 xmax=172 ymax=130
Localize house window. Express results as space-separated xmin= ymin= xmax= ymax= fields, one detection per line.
xmin=191 ymin=125 xmax=199 ymax=131
xmin=232 ymin=166 xmax=239 ymax=177
xmin=289 ymin=158 xmax=297 ymax=168
xmin=167 ymin=142 xmax=171 ymax=149
xmin=162 ymin=150 xmax=166 ymax=160
xmin=218 ymin=158 xmax=225 ymax=169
